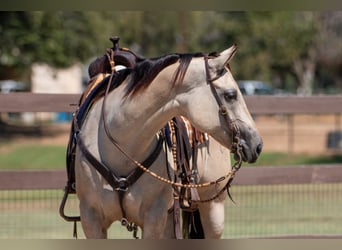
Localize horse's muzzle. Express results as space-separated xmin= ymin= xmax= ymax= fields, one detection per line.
xmin=234 ymin=139 xmax=263 ymax=164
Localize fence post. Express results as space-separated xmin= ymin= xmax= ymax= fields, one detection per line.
xmin=335 ymin=113 xmax=341 ymax=131
xmin=288 ymin=114 xmax=295 ymax=154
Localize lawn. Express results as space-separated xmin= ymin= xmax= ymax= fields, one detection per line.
xmin=249 ymin=151 xmax=342 ymax=166
xmin=1 ymin=143 xmax=342 ymax=170
xmin=1 ymin=184 xmax=342 ymax=239
xmin=1 ymin=143 xmax=342 ymax=238
xmin=223 ymin=183 xmax=342 ymax=238
xmin=0 ymin=144 xmax=66 ymax=170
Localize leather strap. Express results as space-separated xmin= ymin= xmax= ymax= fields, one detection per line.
xmin=76 ymin=132 xmax=164 ymax=192
xmin=173 ymin=198 xmax=182 ymax=239
xmin=203 ymin=55 xmax=240 ymax=154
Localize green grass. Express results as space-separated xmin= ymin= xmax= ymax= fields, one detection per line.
xmin=0 ymin=144 xmax=66 ymax=170
xmin=244 ymin=152 xmax=342 ymax=167
xmin=223 ymin=183 xmax=342 ymax=238
xmin=0 ymin=189 xmax=137 ymax=239
xmin=1 ymin=184 xmax=342 ymax=239
xmin=1 ymin=142 xmax=341 ymax=238
xmin=1 ymin=144 xmax=342 ymax=170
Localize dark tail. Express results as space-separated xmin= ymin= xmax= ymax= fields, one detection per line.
xmin=182 ymin=209 xmax=204 ymax=239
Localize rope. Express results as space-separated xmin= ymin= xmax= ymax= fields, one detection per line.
xmin=99 ymin=53 xmax=243 ymax=197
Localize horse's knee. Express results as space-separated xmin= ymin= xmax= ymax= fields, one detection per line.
xmin=141 ymin=208 xmax=171 ymax=239
xmin=79 ymin=203 xmax=108 ymax=239
xmin=199 ymin=202 xmax=225 ymax=238
xmin=141 ymin=217 xmax=167 ymax=239
xmin=161 ymin=211 xmax=176 ymax=238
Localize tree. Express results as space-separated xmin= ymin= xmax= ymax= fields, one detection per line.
xmin=230 ymin=11 xmax=342 ymax=95
xmin=1 ymin=11 xmax=341 ymax=95
xmin=0 ymin=12 xmax=107 ymax=80
xmin=315 ymin=11 xmax=342 ymax=91
xmin=241 ymin=12 xmax=320 ymax=95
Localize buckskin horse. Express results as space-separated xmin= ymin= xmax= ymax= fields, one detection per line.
xmin=63 ymin=37 xmax=262 ymax=238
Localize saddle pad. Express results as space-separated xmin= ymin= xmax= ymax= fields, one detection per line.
xmin=76 ymin=74 xmax=110 ymax=128
xmin=164 ymin=116 xmax=208 ymax=149
xmin=76 ymin=70 xmax=130 ymax=129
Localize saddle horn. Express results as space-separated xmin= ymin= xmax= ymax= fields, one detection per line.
xmin=88 ymin=35 xmax=145 ymax=79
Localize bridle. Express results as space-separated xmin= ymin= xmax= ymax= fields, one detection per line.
xmin=203 ymin=54 xmax=243 ymax=174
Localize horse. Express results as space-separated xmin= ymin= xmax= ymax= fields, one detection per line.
xmin=73 ymin=44 xmax=263 ymax=238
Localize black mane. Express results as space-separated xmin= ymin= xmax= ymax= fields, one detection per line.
xmin=125 ymin=52 xmax=206 ymax=97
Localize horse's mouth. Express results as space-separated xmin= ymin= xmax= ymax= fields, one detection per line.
xmin=233 ymin=139 xmax=262 ymax=164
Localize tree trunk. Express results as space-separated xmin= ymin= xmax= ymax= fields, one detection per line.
xmin=293 ymin=48 xmax=317 ymax=96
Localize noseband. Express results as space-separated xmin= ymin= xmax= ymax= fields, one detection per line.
xmin=203 ymin=55 xmax=243 ymax=173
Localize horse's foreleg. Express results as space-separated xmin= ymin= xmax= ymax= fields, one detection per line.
xmin=161 ymin=209 xmax=177 ymax=238
xmin=142 ymin=210 xmax=175 ymax=239
xmin=198 ymin=200 xmax=226 ymax=238
xmin=140 ymin=197 xmax=174 ymax=239
xmin=141 ymin=211 xmax=169 ymax=239
xmin=79 ymin=201 xmax=108 ymax=239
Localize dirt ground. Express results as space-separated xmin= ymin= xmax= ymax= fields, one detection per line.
xmin=1 ymin=114 xmax=342 ymax=155
xmin=256 ymin=114 xmax=342 ymax=154
xmin=0 ymin=121 xmax=71 ymax=153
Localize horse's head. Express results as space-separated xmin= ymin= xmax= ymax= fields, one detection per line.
xmin=177 ymin=45 xmax=263 ymax=163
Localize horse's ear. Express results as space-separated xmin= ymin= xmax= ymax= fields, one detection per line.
xmin=210 ymin=44 xmax=238 ymax=69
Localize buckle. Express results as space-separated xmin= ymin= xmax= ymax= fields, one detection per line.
xmin=115 ymin=177 xmax=129 ymax=192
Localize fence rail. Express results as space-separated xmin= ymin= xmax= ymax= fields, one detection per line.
xmin=1 ymin=165 xmax=342 ymax=190
xmin=1 ymin=93 xmax=342 ymax=190
xmin=1 ymin=93 xmax=342 ymax=239
xmin=1 ymin=93 xmax=342 ymax=114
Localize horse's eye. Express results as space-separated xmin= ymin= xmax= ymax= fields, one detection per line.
xmin=223 ymin=89 xmax=237 ymax=102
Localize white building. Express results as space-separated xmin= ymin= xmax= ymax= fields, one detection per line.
xmin=29 ymin=63 xmax=83 ymax=123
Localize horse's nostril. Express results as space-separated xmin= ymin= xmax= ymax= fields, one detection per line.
xmin=256 ymin=143 xmax=263 ymax=155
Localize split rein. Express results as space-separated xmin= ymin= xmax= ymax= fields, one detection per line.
xmin=100 ymin=52 xmax=244 ymax=203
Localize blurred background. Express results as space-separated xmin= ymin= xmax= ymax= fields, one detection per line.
xmin=1 ymin=11 xmax=342 ymax=95
xmin=0 ymin=11 xmax=342 ymax=239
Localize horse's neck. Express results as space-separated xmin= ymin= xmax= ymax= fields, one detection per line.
xmin=113 ymin=74 xmax=178 ymax=137
xmin=88 ymin=66 xmax=181 ymax=172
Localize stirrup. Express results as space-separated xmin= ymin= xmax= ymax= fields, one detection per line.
xmin=59 ymin=184 xmax=81 ymax=222
xmin=59 ymin=184 xmax=81 ymax=238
